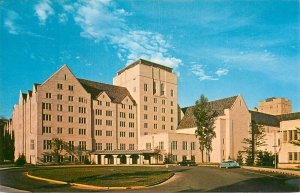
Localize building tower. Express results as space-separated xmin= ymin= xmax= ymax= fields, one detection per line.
xmin=113 ymin=59 xmax=178 ymax=148
xmin=258 ymin=97 xmax=292 ymax=115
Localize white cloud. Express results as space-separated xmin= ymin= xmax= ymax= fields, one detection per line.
xmin=215 ymin=68 xmax=229 ymax=77
xmin=34 ymin=0 xmax=55 ymax=24
xmin=73 ymin=0 xmax=182 ymax=69
xmin=4 ymin=10 xmax=19 ymax=35
xmin=58 ymin=13 xmax=68 ymax=23
xmin=191 ymin=64 xmax=218 ymax=81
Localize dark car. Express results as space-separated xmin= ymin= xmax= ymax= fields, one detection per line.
xmin=177 ymin=160 xmax=197 ymax=166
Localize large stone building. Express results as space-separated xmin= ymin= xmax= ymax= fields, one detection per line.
xmin=258 ymin=97 xmax=292 ymax=115
xmin=6 ymin=59 xmax=300 ymax=167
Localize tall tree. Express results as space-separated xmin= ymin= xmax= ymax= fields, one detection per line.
xmin=243 ymin=121 xmax=266 ymax=165
xmin=192 ymin=95 xmax=217 ymax=163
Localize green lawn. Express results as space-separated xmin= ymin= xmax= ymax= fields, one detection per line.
xmin=28 ymin=166 xmax=173 ymax=187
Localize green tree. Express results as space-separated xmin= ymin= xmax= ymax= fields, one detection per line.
xmin=236 ymin=151 xmax=244 ymax=165
xmin=192 ymin=95 xmax=218 ymax=163
xmin=256 ymin=151 xmax=274 ymax=166
xmin=243 ymin=121 xmax=266 ymax=165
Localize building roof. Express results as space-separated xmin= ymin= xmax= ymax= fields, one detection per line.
xmin=277 ymin=112 xmax=300 ymax=121
xmin=249 ymin=110 xmax=280 ymax=127
xmin=177 ymin=96 xmax=238 ymax=129
xmin=78 ymin=78 xmax=136 ymax=104
xmin=117 ymin=58 xmax=173 ymax=75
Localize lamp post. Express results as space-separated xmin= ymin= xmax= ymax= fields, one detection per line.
xmin=272 ymin=145 xmax=278 ymax=169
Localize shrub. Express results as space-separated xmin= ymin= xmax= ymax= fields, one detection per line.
xmin=15 ymin=154 xmax=26 ymax=166
xmin=236 ymin=151 xmax=244 ymax=165
xmin=84 ymin=158 xmax=91 ymax=165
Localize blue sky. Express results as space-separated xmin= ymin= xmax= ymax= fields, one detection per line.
xmin=0 ymin=0 xmax=299 ymax=118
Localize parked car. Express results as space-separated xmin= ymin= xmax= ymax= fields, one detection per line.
xmin=219 ymin=160 xmax=240 ymax=168
xmin=177 ymin=160 xmax=197 ymax=166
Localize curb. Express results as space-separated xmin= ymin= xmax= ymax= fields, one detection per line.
xmin=242 ymin=166 xmax=300 ymax=177
xmin=25 ymin=171 xmax=175 ymax=190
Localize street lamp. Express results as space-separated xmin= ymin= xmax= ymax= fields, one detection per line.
xmin=272 ymin=145 xmax=278 ymax=169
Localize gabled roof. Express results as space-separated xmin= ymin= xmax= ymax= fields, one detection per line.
xmin=78 ymin=78 xmax=135 ymax=104
xmin=177 ymin=96 xmax=238 ymax=129
xmin=117 ymin=58 xmax=173 ymax=75
xmin=249 ymin=110 xmax=280 ymax=127
xmin=277 ymin=112 xmax=300 ymax=122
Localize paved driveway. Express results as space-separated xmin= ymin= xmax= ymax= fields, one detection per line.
xmin=0 ymin=166 xmax=298 ymax=192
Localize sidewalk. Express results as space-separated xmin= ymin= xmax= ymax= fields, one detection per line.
xmin=242 ymin=166 xmax=300 ymax=177
xmin=0 ymin=185 xmax=29 ymax=193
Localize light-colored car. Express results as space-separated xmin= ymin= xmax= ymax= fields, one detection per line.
xmin=219 ymin=160 xmax=240 ymax=168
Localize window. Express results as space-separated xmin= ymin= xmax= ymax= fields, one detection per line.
xmin=283 ymin=131 xmax=287 ymax=142
xmin=154 ymin=107 xmax=157 ymax=112
xmin=106 ymin=102 xmax=110 ymax=107
xmin=288 ymin=152 xmax=293 ymax=161
xmin=146 ymin=143 xmax=151 ymax=150
xmin=182 ymin=141 xmax=187 ymax=150
xmin=121 ymin=104 xmax=126 ymax=109
xmin=69 ymin=141 xmax=74 ymax=150
xmin=79 ymin=141 xmax=86 ymax=151
xmin=129 ymin=105 xmax=133 ymax=110
xmin=144 ymin=123 xmax=148 ymax=128
xmin=289 ymin=130 xmax=293 ymax=141
xmin=69 ymin=155 xmax=75 ymax=162
xmin=68 ymin=128 xmax=73 ymax=134
xmin=171 ymin=125 xmax=174 ymax=130
xmin=144 ymin=114 xmax=148 ymax=120
xmin=172 ymin=155 xmax=177 ymax=162
xmin=46 ymin=93 xmax=51 ymax=98
xmin=171 ymin=109 xmax=174 ymax=114
xmin=68 ymin=116 xmax=73 ymax=123
xmin=144 ymin=105 xmax=148 ymax=111
xmin=44 ymin=155 xmax=52 ymax=163
xmin=98 ymin=101 xmax=102 ymax=105
xmin=162 ymin=124 xmax=165 ymax=130
xmin=106 ymin=143 xmax=112 ymax=150
xmin=154 ymin=98 xmax=158 ymax=103
xmin=42 ymin=103 xmax=51 ymax=110
xmin=162 ymin=116 xmax=166 ymax=121
xmin=96 ymin=143 xmax=102 ymax=150
xmin=129 ymin=144 xmax=134 ymax=150
xmin=191 ymin=142 xmax=195 ymax=150
xmin=171 ymin=89 xmax=174 ymax=97
xmin=154 ymin=124 xmax=157 ymax=129
xmin=42 ymin=114 xmax=51 ymax=121
xmin=106 ymin=130 xmax=113 ymax=136
xmin=120 ymin=131 xmax=126 ymax=137
xmin=68 ymin=96 xmax=73 ymax=101
xmin=294 ymin=130 xmax=298 ymax=140
xmin=57 ymin=127 xmax=63 ymax=134
xmin=68 ymin=106 xmax=73 ymax=112
xmin=79 ymin=97 xmax=87 ymax=103
xmin=144 ymin=96 xmax=148 ymax=102
xmin=171 ymin=117 xmax=174 ymax=122
xmin=30 ymin=139 xmax=35 ymax=150
xmin=119 ymin=121 xmax=126 ymax=127
xmin=154 ymin=115 xmax=157 ymax=120
xmin=79 ymin=107 xmax=86 ymax=114
xmin=294 ymin=152 xmax=298 ymax=161
xmin=153 ymin=82 xmax=157 ymax=94
xmin=129 ymin=122 xmax=135 ymax=128
xmin=129 ymin=132 xmax=134 ymax=138
xmin=106 ymin=120 xmax=113 ymax=126
xmin=79 ymin=128 xmax=86 ymax=135
xmin=144 ymin=83 xmax=148 ymax=91
xmin=57 ymin=115 xmax=63 ymax=122
xmin=95 ymin=109 xmax=102 ymax=115
xmin=159 ymin=141 xmax=164 ymax=150
xmin=57 ymin=104 xmax=63 ymax=111
xmin=96 ymin=119 xmax=102 ymax=125
xmin=106 ymin=110 xmax=113 ymax=116
xmin=129 ymin=113 xmax=134 ymax=119
xmin=171 ymin=141 xmax=177 ymax=150
xmin=162 ymin=100 xmax=166 ymax=105
xmin=120 ymin=112 xmax=126 ymax=118
xmin=171 ymin=101 xmax=174 ymax=106
xmin=57 ymin=83 xmax=63 ymax=90
xmin=95 ymin=130 xmax=102 ymax=136
xmin=162 ymin=108 xmax=166 ymax=113
xmin=79 ymin=117 xmax=86 ymax=124
xmin=160 ymin=83 xmax=165 ymax=95
xmin=68 ymin=85 xmax=73 ymax=91
xmin=43 ymin=140 xmax=52 ymax=150
xmin=57 ymin=94 xmax=63 ymax=100
xmin=42 ymin=126 xmax=51 ymax=133
xmin=120 ymin=144 xmax=126 ymax=150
